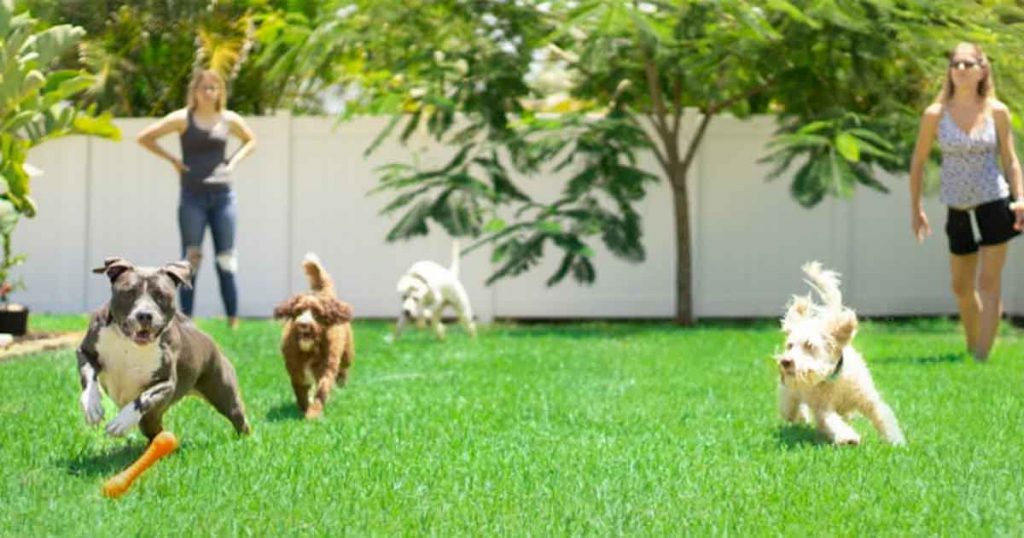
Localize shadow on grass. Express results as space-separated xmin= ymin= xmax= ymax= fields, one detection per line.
xmin=776 ymin=424 xmax=824 ymax=449
xmin=873 ymin=352 xmax=965 ymax=366
xmin=58 ymin=437 xmax=222 ymax=478
xmin=59 ymin=444 xmax=142 ymax=478
xmin=266 ymin=402 xmax=303 ymax=422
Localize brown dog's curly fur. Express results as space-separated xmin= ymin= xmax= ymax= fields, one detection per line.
xmin=273 ymin=254 xmax=354 ymax=419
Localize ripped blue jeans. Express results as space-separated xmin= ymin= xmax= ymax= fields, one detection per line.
xmin=178 ymin=189 xmax=238 ymax=317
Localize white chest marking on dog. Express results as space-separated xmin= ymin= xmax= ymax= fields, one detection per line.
xmin=95 ymin=326 xmax=162 ymax=407
xmin=297 ymin=309 xmax=316 ymax=351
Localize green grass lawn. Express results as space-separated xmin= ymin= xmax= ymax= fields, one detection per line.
xmin=2 ymin=315 xmax=1023 ymax=536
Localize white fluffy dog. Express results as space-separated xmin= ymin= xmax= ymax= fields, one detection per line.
xmin=775 ymin=262 xmax=905 ymax=446
xmin=395 ymin=241 xmax=476 ymax=340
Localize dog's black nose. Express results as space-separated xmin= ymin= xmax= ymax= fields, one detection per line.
xmin=136 ymin=312 xmax=153 ymax=324
xmin=780 ymin=358 xmax=794 ymax=369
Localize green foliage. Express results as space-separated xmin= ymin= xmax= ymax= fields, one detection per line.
xmin=0 ymin=198 xmax=24 ymax=302
xmin=274 ymin=1 xmax=658 ymax=286
xmin=0 ymin=0 xmax=120 ymax=298
xmin=3 ymin=317 xmax=1024 ymax=534
xmin=19 ymin=0 xmax=326 ymax=116
xmin=273 ymin=1 xmax=1024 ymax=322
xmin=753 ymin=0 xmax=1024 ymax=206
xmin=761 ymin=114 xmax=899 ymax=207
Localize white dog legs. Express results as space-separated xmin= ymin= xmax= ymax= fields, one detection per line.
xmin=862 ymin=399 xmax=906 ymax=445
xmin=815 ymin=410 xmax=861 ymax=446
xmin=394 ymin=310 xmax=408 ymax=340
xmin=431 ymin=310 xmax=447 ymax=340
xmin=779 ymin=387 xmax=810 ymax=424
xmin=455 ymin=288 xmax=477 ymax=338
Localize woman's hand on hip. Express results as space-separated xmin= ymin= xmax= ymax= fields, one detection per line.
xmin=1013 ymin=203 xmax=1024 ymax=231
xmin=912 ymin=209 xmax=931 ymax=244
xmin=171 ymin=158 xmax=190 ymax=174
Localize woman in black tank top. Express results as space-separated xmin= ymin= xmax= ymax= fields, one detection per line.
xmin=137 ymin=69 xmax=257 ymax=329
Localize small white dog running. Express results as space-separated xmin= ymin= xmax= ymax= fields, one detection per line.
xmin=395 ymin=240 xmax=476 ymax=340
xmin=776 ymin=262 xmax=905 ymax=446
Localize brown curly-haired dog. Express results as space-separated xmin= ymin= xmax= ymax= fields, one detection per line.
xmin=273 ymin=253 xmax=354 ymax=419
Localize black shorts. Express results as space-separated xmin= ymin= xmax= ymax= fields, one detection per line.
xmin=945 ymin=197 xmax=1021 ymax=255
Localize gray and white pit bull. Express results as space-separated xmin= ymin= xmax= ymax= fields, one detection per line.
xmin=76 ymin=257 xmax=250 ymax=440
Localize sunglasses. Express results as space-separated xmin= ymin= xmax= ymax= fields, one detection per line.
xmin=949 ymin=59 xmax=984 ymax=71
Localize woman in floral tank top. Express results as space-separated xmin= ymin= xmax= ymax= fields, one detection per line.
xmin=909 ymin=42 xmax=1024 ymax=362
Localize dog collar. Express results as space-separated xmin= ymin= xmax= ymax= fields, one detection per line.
xmin=826 ymin=349 xmax=845 ymax=382
xmin=402 ymin=273 xmax=431 ymax=298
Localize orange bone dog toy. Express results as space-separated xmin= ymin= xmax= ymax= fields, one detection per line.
xmin=102 ymin=431 xmax=179 ymax=498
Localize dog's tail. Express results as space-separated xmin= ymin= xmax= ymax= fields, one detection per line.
xmin=303 ymin=252 xmax=335 ymax=296
xmin=802 ymin=261 xmax=842 ymax=310
xmin=449 ymin=239 xmax=461 ymax=280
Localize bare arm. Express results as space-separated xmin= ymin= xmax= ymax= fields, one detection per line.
xmin=224 ymin=111 xmax=257 ymax=171
xmin=909 ymin=104 xmax=942 ymax=242
xmin=137 ymin=110 xmax=188 ymax=173
xmin=993 ymin=103 xmax=1023 ymax=198
xmin=992 ymin=102 xmax=1024 ymax=230
xmin=909 ymin=104 xmax=941 ymax=210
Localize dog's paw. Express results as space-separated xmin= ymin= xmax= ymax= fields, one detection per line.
xmin=80 ymin=387 xmax=104 ymax=426
xmin=886 ymin=433 xmax=907 ymax=446
xmin=105 ymin=406 xmax=142 ymax=437
xmin=833 ymin=433 xmax=861 ymax=446
xmin=304 ymin=402 xmax=323 ymax=420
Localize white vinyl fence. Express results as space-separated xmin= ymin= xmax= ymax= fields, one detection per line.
xmin=15 ymin=112 xmax=1022 ymax=320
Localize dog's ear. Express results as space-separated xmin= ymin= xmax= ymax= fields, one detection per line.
xmin=273 ymin=296 xmax=297 ymax=319
xmin=323 ymin=298 xmax=353 ymax=325
xmin=396 ymin=275 xmax=417 ymax=294
xmin=781 ymin=295 xmax=812 ymax=332
xmin=160 ymin=261 xmax=193 ymax=289
xmin=827 ymin=308 xmax=858 ymax=349
xmin=92 ymin=257 xmax=134 ymax=283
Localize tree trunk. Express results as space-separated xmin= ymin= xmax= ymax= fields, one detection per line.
xmin=644 ymin=104 xmax=709 ymax=326
xmin=654 ymin=134 xmax=696 ymax=326
xmin=670 ymin=169 xmax=693 ymax=326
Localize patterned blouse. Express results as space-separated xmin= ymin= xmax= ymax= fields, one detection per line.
xmin=938 ymin=108 xmax=1008 ymax=208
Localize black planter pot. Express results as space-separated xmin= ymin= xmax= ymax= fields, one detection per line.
xmin=0 ymin=305 xmax=29 ymax=336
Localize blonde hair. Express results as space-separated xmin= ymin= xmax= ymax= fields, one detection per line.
xmin=934 ymin=42 xmax=996 ymax=104
xmin=186 ymin=69 xmax=227 ymax=111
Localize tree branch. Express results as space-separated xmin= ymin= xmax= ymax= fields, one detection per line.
xmin=706 ymin=77 xmax=776 ymax=115
xmin=642 ymin=60 xmax=670 ymax=136
xmin=634 ymin=22 xmax=670 ymax=140
xmin=679 ymin=111 xmax=713 ymax=184
xmin=640 ymin=115 xmax=670 ymax=172
xmin=670 ymin=76 xmax=683 ymax=140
